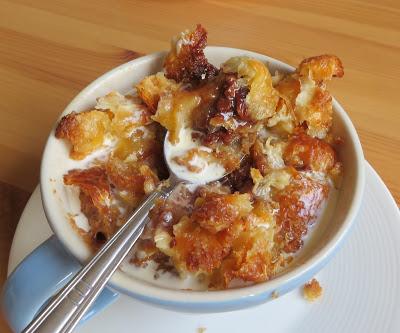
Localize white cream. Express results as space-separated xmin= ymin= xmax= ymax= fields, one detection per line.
xmin=188 ymin=154 xmax=207 ymax=170
xmin=296 ymin=77 xmax=316 ymax=108
xmin=164 ymin=128 xmax=226 ymax=184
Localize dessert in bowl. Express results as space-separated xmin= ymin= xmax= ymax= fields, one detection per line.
xmin=40 ymin=25 xmax=364 ymax=311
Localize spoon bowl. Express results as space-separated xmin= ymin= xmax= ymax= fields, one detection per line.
xmin=163 ymin=129 xmax=227 ymax=184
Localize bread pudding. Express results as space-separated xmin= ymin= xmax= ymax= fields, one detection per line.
xmin=56 ymin=24 xmax=344 ymax=290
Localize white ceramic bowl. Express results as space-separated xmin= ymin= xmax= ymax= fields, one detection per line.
xmin=40 ymin=47 xmax=365 ymax=312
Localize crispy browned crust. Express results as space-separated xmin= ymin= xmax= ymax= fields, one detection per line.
xmin=192 ymin=193 xmax=252 ymax=234
xmin=55 ymin=112 xmax=79 ymax=140
xmin=153 ymin=190 xmax=253 ymax=275
xmin=55 ymin=110 xmax=113 ymax=160
xmin=210 ymin=226 xmax=275 ymax=288
xmin=172 ymin=216 xmax=239 ymax=273
xmin=275 ymin=74 xmax=334 ymax=139
xmin=64 ymin=162 xmax=160 ymax=248
xmin=298 ymin=55 xmax=344 ymax=82
xmin=64 ymin=167 xmax=111 ymax=213
xmin=164 ymin=24 xmax=218 ymax=83
xmin=274 ymin=173 xmax=329 ymax=253
xmin=284 ymin=132 xmax=336 ymax=173
xmin=271 ymin=54 xmax=344 ymax=138
xmin=209 ymin=199 xmax=281 ymax=288
xmin=106 ymin=157 xmax=158 ymax=196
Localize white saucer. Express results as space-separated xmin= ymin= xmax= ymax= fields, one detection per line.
xmin=8 ymin=162 xmax=400 ymax=333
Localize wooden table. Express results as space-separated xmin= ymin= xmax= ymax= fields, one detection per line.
xmin=1 ymin=1 xmax=399 ymax=331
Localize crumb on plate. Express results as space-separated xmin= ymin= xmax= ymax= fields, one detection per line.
xmin=271 ymin=290 xmax=279 ymax=299
xmin=303 ymin=278 xmax=323 ymax=302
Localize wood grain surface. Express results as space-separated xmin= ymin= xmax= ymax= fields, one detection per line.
xmin=0 ymin=1 xmax=399 ymax=331
xmin=0 ymin=182 xmax=30 ymax=332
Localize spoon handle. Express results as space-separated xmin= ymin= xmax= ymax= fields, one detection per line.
xmin=23 ymin=183 xmax=177 ymax=333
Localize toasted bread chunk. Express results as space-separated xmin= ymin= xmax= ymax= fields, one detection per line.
xmin=136 ymin=72 xmax=180 ymax=112
xmin=164 ymin=24 xmax=218 ymax=83
xmin=295 ymin=78 xmax=333 ymax=139
xmin=55 ymin=110 xmax=113 ymax=160
xmin=275 ymin=174 xmax=329 ymax=253
xmin=158 ymin=217 xmax=238 ymax=275
xmin=284 ymin=132 xmax=336 ymax=173
xmin=211 ymin=225 xmax=276 ymax=288
xmin=192 ymin=193 xmax=252 ymax=234
xmin=64 ymin=167 xmax=121 ymax=246
xmin=152 ymin=90 xmax=201 ymax=144
xmin=64 ymin=167 xmax=111 ymax=213
xmin=271 ymin=55 xmax=344 ymax=138
xmin=298 ymin=55 xmax=344 ymax=82
xmin=96 ymin=91 xmax=152 ymax=136
xmin=222 ymin=56 xmax=279 ymax=121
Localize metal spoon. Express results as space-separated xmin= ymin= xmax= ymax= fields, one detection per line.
xmin=23 ymin=133 xmax=228 ymax=333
